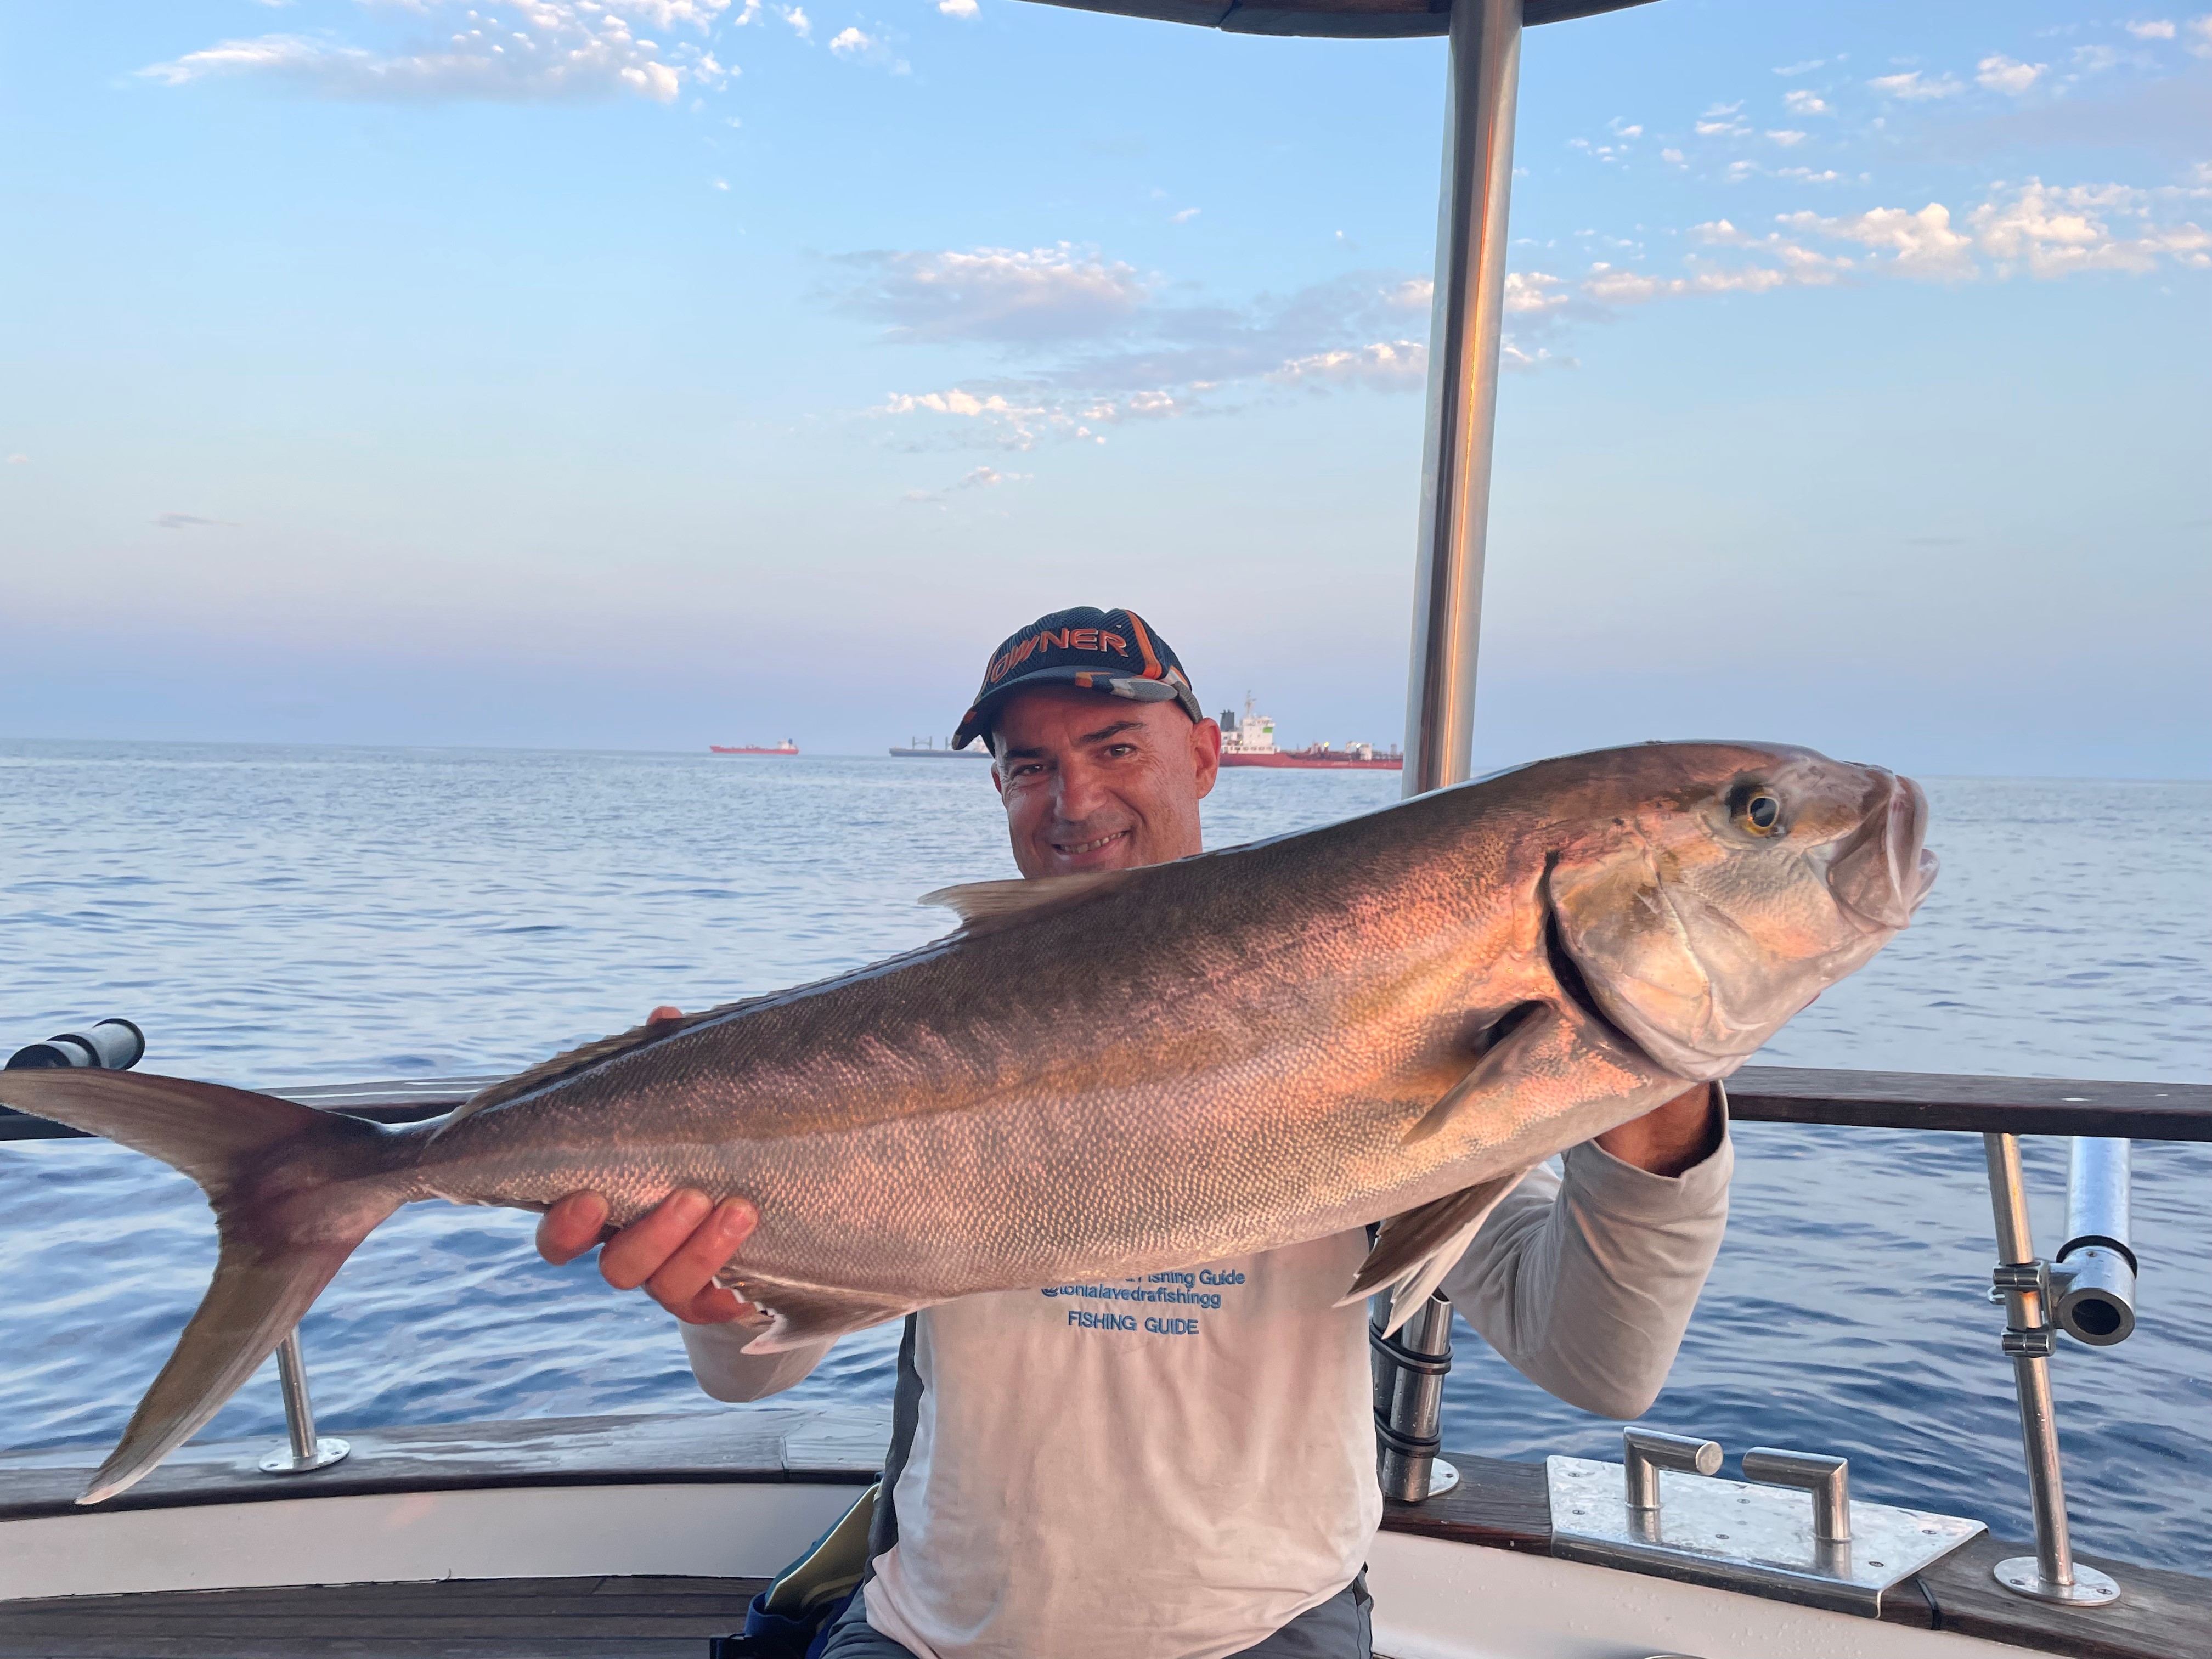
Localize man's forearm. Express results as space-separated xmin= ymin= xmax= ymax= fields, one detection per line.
xmin=1593 ymin=1082 xmax=1720 ymax=1177
xmin=1441 ymin=1092 xmax=1732 ymax=1419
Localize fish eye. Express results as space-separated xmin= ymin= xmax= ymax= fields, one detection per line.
xmin=1736 ymin=787 xmax=1784 ymax=836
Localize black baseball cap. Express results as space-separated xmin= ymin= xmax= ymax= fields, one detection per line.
xmin=953 ymin=606 xmax=1203 ymax=752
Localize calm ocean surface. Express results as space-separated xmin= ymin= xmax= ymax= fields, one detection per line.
xmin=2 ymin=741 xmax=2207 ymax=1569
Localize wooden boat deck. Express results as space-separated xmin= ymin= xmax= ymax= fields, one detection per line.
xmin=0 ymin=1575 xmax=770 ymax=1658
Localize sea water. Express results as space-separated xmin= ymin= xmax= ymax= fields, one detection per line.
xmin=2 ymin=742 xmax=2206 ymax=1570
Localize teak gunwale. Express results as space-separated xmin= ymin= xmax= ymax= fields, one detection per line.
xmin=7 ymin=1065 xmax=2208 ymax=1141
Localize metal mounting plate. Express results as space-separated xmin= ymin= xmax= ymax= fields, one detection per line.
xmin=1546 ymin=1456 xmax=1986 ymax=1617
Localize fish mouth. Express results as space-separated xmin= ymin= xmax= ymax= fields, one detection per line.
xmin=1829 ymin=771 xmax=1938 ymax=933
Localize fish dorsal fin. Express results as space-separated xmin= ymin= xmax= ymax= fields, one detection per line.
xmin=441 ymin=999 xmax=757 ymax=1130
xmin=919 ymin=869 xmax=1132 ymax=935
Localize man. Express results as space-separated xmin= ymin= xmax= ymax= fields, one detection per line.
xmin=538 ymin=606 xmax=1730 ymax=1659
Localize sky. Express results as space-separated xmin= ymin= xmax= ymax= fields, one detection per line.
xmin=1 ymin=0 xmax=2205 ymax=777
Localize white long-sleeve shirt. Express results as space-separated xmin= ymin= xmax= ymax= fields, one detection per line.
xmin=684 ymin=1109 xmax=1733 ymax=1659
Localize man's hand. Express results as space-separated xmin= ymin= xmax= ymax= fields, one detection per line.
xmin=533 ymin=1006 xmax=761 ymax=1326
xmin=1594 ymin=1082 xmax=1720 ymax=1178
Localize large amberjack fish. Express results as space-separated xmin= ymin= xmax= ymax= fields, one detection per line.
xmin=4 ymin=741 xmax=1934 ymax=1503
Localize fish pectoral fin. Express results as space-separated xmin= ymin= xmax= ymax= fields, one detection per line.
xmin=720 ymin=1269 xmax=919 ymax=1354
xmin=1340 ymin=1168 xmax=1536 ymax=1334
xmin=1400 ymin=1003 xmax=1558 ymax=1147
xmin=919 ymin=870 xmax=1133 ymax=935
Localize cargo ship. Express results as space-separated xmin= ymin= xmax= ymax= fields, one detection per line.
xmin=708 ymin=741 xmax=799 ymax=755
xmin=1217 ymin=695 xmax=1402 ymax=771
xmin=889 ymin=736 xmax=991 ymax=759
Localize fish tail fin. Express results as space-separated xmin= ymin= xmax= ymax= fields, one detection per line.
xmin=0 ymin=1070 xmax=415 ymax=1504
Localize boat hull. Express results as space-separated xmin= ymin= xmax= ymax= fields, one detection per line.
xmin=1220 ymin=751 xmax=1402 ymax=770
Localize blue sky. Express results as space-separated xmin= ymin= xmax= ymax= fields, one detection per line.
xmin=3 ymin=0 xmax=2205 ymax=776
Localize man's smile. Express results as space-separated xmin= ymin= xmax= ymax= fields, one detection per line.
xmin=1054 ymin=828 xmax=1131 ymax=856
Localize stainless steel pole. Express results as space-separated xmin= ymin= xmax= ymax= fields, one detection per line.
xmin=1375 ymin=0 xmax=1522 ymax=1502
xmin=1982 ymin=1132 xmax=2118 ymax=1606
xmin=258 ymin=1331 xmax=351 ymax=1476
xmin=1403 ymin=0 xmax=1522 ymax=798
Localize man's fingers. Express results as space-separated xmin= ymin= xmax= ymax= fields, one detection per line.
xmin=644 ymin=1197 xmax=759 ymax=1315
xmin=598 ymin=1189 xmax=712 ymax=1290
xmin=536 ymin=1192 xmax=611 ymax=1266
xmin=673 ymin=1285 xmax=754 ymax=1326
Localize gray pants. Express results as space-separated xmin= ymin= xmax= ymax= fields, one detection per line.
xmin=817 ymin=1575 xmax=1372 ymax=1659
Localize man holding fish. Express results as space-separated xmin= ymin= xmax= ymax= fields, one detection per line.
xmin=7 ymin=608 xmax=1932 ymax=1657
xmin=537 ymin=608 xmax=1736 ymax=1659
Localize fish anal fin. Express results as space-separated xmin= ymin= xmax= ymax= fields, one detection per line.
xmin=720 ymin=1270 xmax=919 ymax=1354
xmin=919 ymin=870 xmax=1133 ymax=936
xmin=1340 ymin=1168 xmax=1535 ymax=1334
xmin=1401 ymin=1002 xmax=1558 ymax=1147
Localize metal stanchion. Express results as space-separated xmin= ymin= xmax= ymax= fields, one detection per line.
xmin=258 ymin=1331 xmax=351 ymax=1476
xmin=1373 ymin=0 xmax=1524 ymax=1510
xmin=1982 ymin=1132 xmax=2118 ymax=1606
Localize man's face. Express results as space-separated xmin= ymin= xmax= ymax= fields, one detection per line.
xmin=990 ymin=686 xmax=1222 ymax=879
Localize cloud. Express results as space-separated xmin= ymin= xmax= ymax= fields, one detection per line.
xmin=5 ymin=454 xmax=25 ymax=465
xmin=138 ymin=1 xmax=735 ymax=103
xmin=1966 ymin=177 xmax=2212 ymax=274
xmin=859 ymin=263 xmax=1469 ymax=449
xmin=155 ymin=512 xmax=239 ymax=529
xmin=827 ymin=24 xmax=906 ymax=67
xmin=836 ymin=244 xmax=1150 ymax=345
xmin=1868 ymin=70 xmax=1965 ymax=100
xmin=859 ymin=177 xmax=2207 ymax=450
xmin=902 ymin=463 xmax=1031 ymax=504
xmin=1766 ymin=129 xmax=1809 ymax=146
xmin=713 ymin=177 xmax=730 ymax=190
xmin=1269 ymin=341 xmax=1427 ymax=390
xmin=1170 ymin=207 xmax=1200 ymax=224
xmin=1773 ymin=59 xmax=1826 ymax=76
xmin=1977 ymin=55 xmax=2046 ymax=94
xmin=1780 ymin=204 xmax=1976 ymax=277
xmin=2190 ymin=15 xmax=2212 ymax=56
xmin=780 ymin=5 xmax=811 ymax=38
xmin=938 ymin=0 xmax=979 ymax=15
xmin=2125 ymin=20 xmax=2177 ymax=40
xmin=1782 ymin=89 xmax=1830 ymax=116
xmin=1776 ymin=178 xmax=2209 ymax=279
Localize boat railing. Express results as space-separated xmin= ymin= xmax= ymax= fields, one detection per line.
xmin=3 ymin=1056 xmax=2207 ymax=1609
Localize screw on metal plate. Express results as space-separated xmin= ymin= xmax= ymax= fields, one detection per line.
xmin=1994 ymin=1558 xmax=2121 ymax=1606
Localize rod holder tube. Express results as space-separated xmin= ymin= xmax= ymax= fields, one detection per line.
xmin=1374 ymin=1293 xmax=1457 ymax=1503
xmin=2055 ymin=1138 xmax=2135 ymax=1346
xmin=1401 ymin=0 xmax=1522 ymax=798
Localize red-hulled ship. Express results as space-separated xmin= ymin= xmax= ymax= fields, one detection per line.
xmin=709 ymin=740 xmax=799 ymax=755
xmin=1216 ymin=696 xmax=1402 ymax=771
